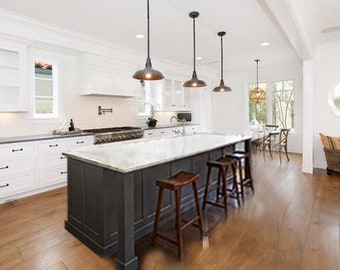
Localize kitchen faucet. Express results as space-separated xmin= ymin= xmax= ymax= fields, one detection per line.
xmin=170 ymin=116 xmax=186 ymax=135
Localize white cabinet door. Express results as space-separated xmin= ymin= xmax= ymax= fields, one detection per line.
xmin=185 ymin=125 xmax=200 ymax=135
xmin=0 ymin=40 xmax=27 ymax=112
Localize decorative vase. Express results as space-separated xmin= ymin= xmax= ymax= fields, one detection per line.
xmin=147 ymin=118 xmax=158 ymax=127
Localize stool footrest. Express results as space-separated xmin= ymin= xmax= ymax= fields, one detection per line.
xmin=181 ymin=216 xmax=200 ymax=231
xmin=158 ymin=209 xmax=176 ymax=223
xmin=204 ymin=200 xmax=227 ymax=209
xmin=155 ymin=233 xmax=178 ymax=246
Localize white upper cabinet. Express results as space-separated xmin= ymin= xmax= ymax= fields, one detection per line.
xmin=0 ymin=39 xmax=27 ymax=112
xmin=79 ymin=53 xmax=141 ymax=97
xmin=150 ymin=78 xmax=191 ymax=111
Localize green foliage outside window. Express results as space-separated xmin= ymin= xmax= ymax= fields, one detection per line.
xmin=249 ymin=83 xmax=267 ymax=124
xmin=272 ymin=80 xmax=294 ymax=129
xmin=248 ymin=80 xmax=294 ymax=129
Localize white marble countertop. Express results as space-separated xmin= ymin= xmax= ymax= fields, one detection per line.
xmin=63 ymin=133 xmax=252 ymax=173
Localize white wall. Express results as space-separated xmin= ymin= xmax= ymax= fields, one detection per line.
xmin=313 ymin=43 xmax=340 ymax=168
xmin=212 ymin=62 xmax=303 ymax=153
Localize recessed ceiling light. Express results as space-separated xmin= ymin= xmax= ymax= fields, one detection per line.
xmin=136 ymin=34 xmax=144 ymax=39
xmin=321 ymin=26 xmax=340 ymax=34
xmin=261 ymin=42 xmax=270 ymax=47
xmin=196 ymin=56 xmax=202 ymax=60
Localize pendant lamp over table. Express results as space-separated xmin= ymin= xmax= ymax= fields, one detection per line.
xmin=249 ymin=59 xmax=266 ymax=103
xmin=183 ymin=11 xmax=207 ymax=88
xmin=133 ymin=0 xmax=164 ymax=81
xmin=213 ymin=31 xmax=232 ymax=92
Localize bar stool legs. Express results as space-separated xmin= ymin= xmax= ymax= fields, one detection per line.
xmin=226 ymin=151 xmax=254 ymax=194
xmin=152 ymin=171 xmax=204 ymax=260
xmin=202 ymin=157 xmax=240 ymax=216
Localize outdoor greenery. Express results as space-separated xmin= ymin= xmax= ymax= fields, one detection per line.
xmin=249 ymin=83 xmax=268 ymax=124
xmin=249 ymin=80 xmax=294 ymax=129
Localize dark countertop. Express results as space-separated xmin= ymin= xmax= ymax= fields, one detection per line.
xmin=0 ymin=132 xmax=94 ymax=144
xmin=143 ymin=123 xmax=199 ymax=130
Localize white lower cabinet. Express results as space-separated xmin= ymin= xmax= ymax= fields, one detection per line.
xmin=38 ymin=136 xmax=93 ymax=188
xmin=0 ymin=135 xmax=94 ymax=203
xmin=0 ymin=141 xmax=36 ymax=200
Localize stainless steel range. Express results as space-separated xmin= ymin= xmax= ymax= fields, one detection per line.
xmin=83 ymin=126 xmax=144 ymax=144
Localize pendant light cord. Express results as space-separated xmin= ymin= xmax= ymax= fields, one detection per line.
xmin=147 ymin=0 xmax=150 ymax=62
xmin=255 ymin=59 xmax=259 ymax=88
xmin=220 ymin=35 xmax=224 ymax=81
xmin=193 ymin=17 xmax=196 ymax=73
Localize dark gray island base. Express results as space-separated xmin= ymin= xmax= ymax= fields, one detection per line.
xmin=64 ymin=135 xmax=251 ymax=270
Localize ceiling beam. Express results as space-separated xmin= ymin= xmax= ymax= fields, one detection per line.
xmin=257 ymin=0 xmax=313 ymax=61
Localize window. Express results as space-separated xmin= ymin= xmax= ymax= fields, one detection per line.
xmin=249 ymin=80 xmax=294 ymax=129
xmin=137 ymin=80 xmax=148 ymax=115
xmin=248 ymin=82 xmax=268 ymax=124
xmin=34 ymin=59 xmax=58 ymax=118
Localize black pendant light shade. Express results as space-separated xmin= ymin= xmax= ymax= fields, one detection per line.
xmin=133 ymin=0 xmax=164 ymax=81
xmin=213 ymin=31 xmax=231 ymax=92
xmin=183 ymin=11 xmax=207 ymax=88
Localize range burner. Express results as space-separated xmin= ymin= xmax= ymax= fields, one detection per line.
xmin=83 ymin=126 xmax=144 ymax=144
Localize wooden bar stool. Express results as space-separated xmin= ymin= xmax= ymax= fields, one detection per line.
xmin=225 ymin=151 xmax=254 ymax=194
xmin=152 ymin=171 xmax=204 ymax=260
xmin=202 ymin=157 xmax=240 ymax=216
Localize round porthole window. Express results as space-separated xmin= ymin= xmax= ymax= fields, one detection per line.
xmin=328 ymin=78 xmax=340 ymax=116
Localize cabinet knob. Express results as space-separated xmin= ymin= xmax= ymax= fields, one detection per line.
xmin=0 ymin=183 xmax=9 ymax=188
xmin=0 ymin=165 xmax=9 ymax=170
xmin=76 ymin=141 xmax=84 ymax=144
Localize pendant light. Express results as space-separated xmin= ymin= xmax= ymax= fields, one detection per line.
xmin=213 ymin=31 xmax=231 ymax=92
xmin=183 ymin=11 xmax=207 ymax=88
xmin=133 ymin=0 xmax=164 ymax=81
xmin=249 ymin=59 xmax=266 ymax=103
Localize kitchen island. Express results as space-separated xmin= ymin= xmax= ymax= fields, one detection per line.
xmin=63 ymin=133 xmax=252 ymax=270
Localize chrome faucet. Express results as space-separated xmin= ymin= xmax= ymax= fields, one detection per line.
xmin=170 ymin=116 xmax=186 ymax=135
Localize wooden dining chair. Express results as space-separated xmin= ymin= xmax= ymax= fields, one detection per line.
xmin=253 ymin=124 xmax=279 ymax=159
xmin=272 ymin=128 xmax=290 ymax=163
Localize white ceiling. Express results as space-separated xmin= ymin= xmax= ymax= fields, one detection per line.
xmin=0 ymin=0 xmax=339 ymax=72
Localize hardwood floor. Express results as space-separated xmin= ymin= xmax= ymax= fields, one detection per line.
xmin=0 ymin=152 xmax=339 ymax=269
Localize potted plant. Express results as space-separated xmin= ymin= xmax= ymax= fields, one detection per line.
xmin=146 ymin=103 xmax=158 ymax=127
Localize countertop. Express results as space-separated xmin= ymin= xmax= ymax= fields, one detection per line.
xmin=63 ymin=133 xmax=251 ymax=173
xmin=0 ymin=132 xmax=94 ymax=144
xmin=0 ymin=123 xmax=200 ymax=144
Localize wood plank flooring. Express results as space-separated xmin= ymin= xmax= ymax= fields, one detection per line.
xmin=0 ymin=152 xmax=339 ymax=269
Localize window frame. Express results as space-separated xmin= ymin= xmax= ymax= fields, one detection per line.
xmin=248 ymin=79 xmax=295 ymax=130
xmin=33 ymin=57 xmax=59 ymax=119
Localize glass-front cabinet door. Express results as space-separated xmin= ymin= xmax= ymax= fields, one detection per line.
xmin=0 ymin=40 xmax=27 ymax=112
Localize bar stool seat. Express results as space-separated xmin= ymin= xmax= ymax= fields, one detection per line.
xmin=225 ymin=151 xmax=254 ymax=194
xmin=152 ymin=171 xmax=204 ymax=260
xmin=202 ymin=156 xmax=240 ymax=216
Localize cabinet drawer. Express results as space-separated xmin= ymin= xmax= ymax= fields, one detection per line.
xmin=0 ymin=142 xmax=35 ymax=159
xmin=38 ymin=154 xmax=67 ymax=169
xmin=39 ymin=166 xmax=67 ymax=187
xmin=0 ymin=156 xmax=35 ymax=176
xmin=38 ymin=139 xmax=69 ymax=155
xmin=0 ymin=171 xmax=36 ymax=198
xmin=66 ymin=136 xmax=94 ymax=148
